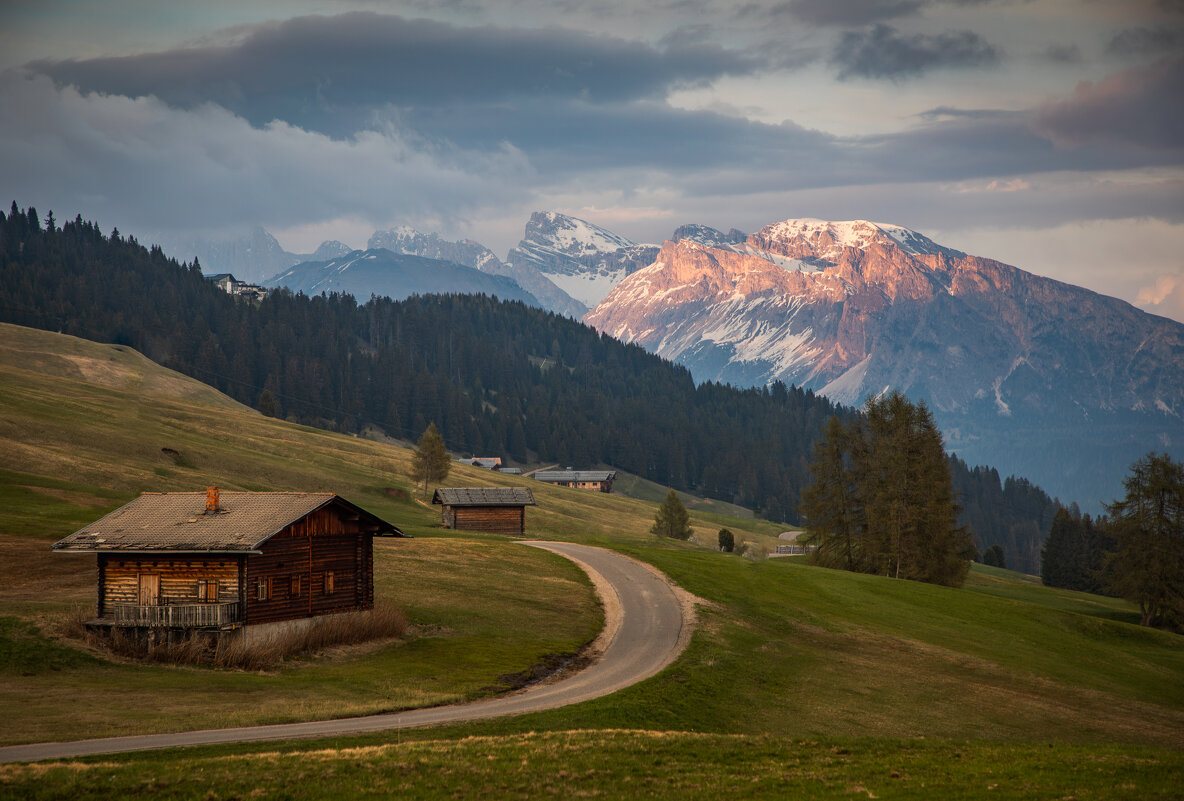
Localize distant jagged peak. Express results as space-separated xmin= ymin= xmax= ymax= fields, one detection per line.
xmin=521 ymin=210 xmax=638 ymax=256
xmin=310 ymin=240 xmax=353 ymax=261
xmin=751 ymin=218 xmax=963 ymax=262
xmin=368 ymin=226 xmax=501 ymax=271
xmin=671 ymin=224 xmax=747 ymax=250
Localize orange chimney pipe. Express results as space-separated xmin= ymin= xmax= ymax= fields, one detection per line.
xmin=206 ymin=486 xmax=219 ymax=512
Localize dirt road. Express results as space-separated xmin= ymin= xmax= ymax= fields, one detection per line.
xmin=0 ymin=542 xmax=693 ymax=763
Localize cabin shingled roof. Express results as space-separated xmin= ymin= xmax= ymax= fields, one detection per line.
xmin=432 ymin=487 xmax=536 ymax=507
xmin=52 ymin=491 xmax=399 ymax=553
xmin=533 ymin=470 xmax=617 ymax=483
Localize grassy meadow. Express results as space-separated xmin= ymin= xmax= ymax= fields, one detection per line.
xmin=1 ymin=322 xmax=1181 ymax=798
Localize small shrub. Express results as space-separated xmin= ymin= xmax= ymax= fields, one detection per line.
xmin=718 ymin=528 xmax=735 ymax=552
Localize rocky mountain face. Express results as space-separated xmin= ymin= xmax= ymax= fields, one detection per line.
xmin=263 ymin=248 xmax=539 ymax=307
xmin=506 ymin=211 xmax=659 ymax=312
xmin=585 ymin=218 xmax=1184 ymax=508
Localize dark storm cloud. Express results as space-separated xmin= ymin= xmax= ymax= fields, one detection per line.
xmin=1033 ymin=56 xmax=1184 ymax=150
xmin=1106 ymin=26 xmax=1184 ymax=58
xmin=831 ymin=23 xmax=1001 ymax=80
xmin=29 ymin=12 xmax=766 ymax=137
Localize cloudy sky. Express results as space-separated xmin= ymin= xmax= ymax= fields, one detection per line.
xmin=3 ymin=0 xmax=1182 ymax=320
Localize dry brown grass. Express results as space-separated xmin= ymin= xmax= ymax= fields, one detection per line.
xmin=56 ymin=602 xmax=410 ymax=672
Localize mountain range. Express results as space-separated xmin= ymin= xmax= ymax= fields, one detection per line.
xmin=157 ymin=211 xmax=1183 ymax=508
xmin=585 ymin=218 xmax=1184 ymax=508
xmin=263 ymin=248 xmax=538 ymax=306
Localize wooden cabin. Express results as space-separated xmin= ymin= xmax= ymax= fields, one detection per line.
xmin=52 ymin=489 xmax=403 ymax=636
xmin=533 ymin=470 xmax=617 ymax=493
xmin=432 ymin=487 xmax=536 ymax=535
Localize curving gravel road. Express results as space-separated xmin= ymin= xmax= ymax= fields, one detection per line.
xmin=0 ymin=542 xmax=692 ymax=763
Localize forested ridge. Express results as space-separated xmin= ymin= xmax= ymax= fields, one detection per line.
xmin=1 ymin=204 xmax=1057 ymax=561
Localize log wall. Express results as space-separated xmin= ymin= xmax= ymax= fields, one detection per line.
xmin=447 ymin=505 xmax=526 ymax=535
xmin=98 ymin=556 xmax=241 ymax=617
xmin=244 ymin=505 xmax=373 ymax=626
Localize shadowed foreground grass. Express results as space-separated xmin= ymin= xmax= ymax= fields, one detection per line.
xmin=2 ymin=731 xmax=1180 ymax=800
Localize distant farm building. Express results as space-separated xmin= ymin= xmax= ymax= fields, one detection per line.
xmin=52 ymin=489 xmax=403 ymax=640
xmin=432 ymin=487 xmax=536 ymax=535
xmin=468 ymin=457 xmax=503 ymax=470
xmin=205 ymin=273 xmax=268 ymax=301
xmin=533 ymin=470 xmax=617 ymax=493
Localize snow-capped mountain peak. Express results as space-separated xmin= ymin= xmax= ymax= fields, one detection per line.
xmin=529 ymin=211 xmax=637 ymax=256
xmin=747 ymin=218 xmax=962 ymax=265
xmin=506 ymin=211 xmax=660 ymax=310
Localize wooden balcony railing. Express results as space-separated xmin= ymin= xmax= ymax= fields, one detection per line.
xmin=112 ymin=602 xmax=242 ymax=628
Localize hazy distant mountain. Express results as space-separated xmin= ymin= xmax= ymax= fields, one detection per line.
xmin=263 ymin=248 xmax=539 ymax=306
xmin=585 ymin=217 xmax=1184 ymax=508
xmin=368 ymin=225 xmax=582 ymax=317
xmin=506 ymin=211 xmax=659 ymax=312
xmin=305 ymin=240 xmax=353 ymax=262
xmin=151 ymin=227 xmax=360 ymax=283
xmin=369 ymin=227 xmax=501 ymax=271
xmin=151 ymin=226 xmax=300 ymax=284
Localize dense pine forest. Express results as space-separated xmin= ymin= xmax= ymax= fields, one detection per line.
xmin=1 ymin=204 xmax=1057 ymax=567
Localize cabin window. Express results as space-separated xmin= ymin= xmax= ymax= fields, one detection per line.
xmin=324 ymin=571 xmax=335 ymax=594
xmin=197 ymin=579 xmax=219 ymax=603
xmin=290 ymin=575 xmax=302 ymax=597
xmin=256 ymin=577 xmax=271 ymax=601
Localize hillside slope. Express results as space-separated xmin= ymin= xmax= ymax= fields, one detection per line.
xmin=1 ymin=323 xmax=1181 ymax=757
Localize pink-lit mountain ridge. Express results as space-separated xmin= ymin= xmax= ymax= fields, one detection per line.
xmin=585 ymin=218 xmax=1184 ymax=507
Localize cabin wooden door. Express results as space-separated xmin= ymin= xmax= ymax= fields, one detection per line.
xmin=138 ymin=574 xmax=160 ymax=606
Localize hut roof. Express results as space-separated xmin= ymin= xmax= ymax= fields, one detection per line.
xmin=432 ymin=487 xmax=536 ymax=507
xmin=533 ymin=470 xmax=617 ymax=483
xmin=52 ymin=491 xmax=400 ymax=554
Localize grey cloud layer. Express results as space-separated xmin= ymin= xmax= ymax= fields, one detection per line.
xmin=832 ymin=23 xmax=1000 ymax=79
xmin=31 ymin=12 xmax=763 ymax=138
xmin=6 ymin=11 xmax=1180 ymax=241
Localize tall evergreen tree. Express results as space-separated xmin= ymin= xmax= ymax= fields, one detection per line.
xmin=800 ymin=416 xmax=861 ymax=571
xmin=801 ymin=392 xmax=974 ymax=587
xmin=1103 ymin=452 xmax=1184 ymax=629
xmin=651 ymin=490 xmax=692 ymax=540
xmin=411 ymin=422 xmax=451 ymax=497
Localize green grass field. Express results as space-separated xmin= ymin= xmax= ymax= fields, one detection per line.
xmin=1 ymin=322 xmax=1181 ymax=798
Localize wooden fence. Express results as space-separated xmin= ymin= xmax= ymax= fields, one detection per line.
xmin=112 ymin=602 xmax=242 ymax=628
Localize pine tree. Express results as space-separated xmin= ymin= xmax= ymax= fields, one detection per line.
xmin=800 ymin=392 xmax=973 ymax=587
xmin=411 ymin=422 xmax=451 ymax=497
xmin=257 ymin=389 xmax=278 ymax=418
xmin=800 ymin=416 xmax=861 ymax=570
xmin=1103 ymin=452 xmax=1184 ymax=629
xmin=651 ymin=490 xmax=692 ymax=540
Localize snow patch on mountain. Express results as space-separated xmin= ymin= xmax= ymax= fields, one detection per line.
xmin=819 ymin=356 xmax=873 ymax=407
xmin=544 ymin=269 xmax=627 ymax=309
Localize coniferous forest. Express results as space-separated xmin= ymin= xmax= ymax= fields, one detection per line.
xmin=1 ymin=203 xmax=1058 ymax=564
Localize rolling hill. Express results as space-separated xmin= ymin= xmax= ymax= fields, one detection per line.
xmin=0 ymin=323 xmax=1181 ymax=763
